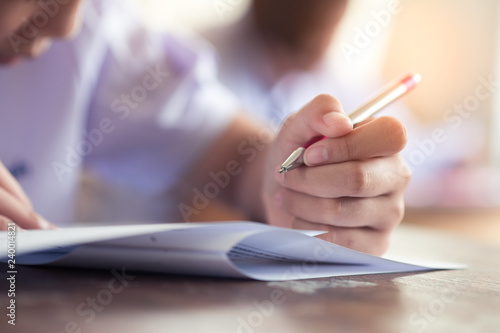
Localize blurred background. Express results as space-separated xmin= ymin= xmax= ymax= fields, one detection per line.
xmin=127 ymin=0 xmax=500 ymax=244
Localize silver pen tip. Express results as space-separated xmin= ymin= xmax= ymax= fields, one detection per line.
xmin=278 ymin=166 xmax=287 ymax=174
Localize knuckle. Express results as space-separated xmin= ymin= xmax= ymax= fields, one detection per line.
xmin=394 ymin=155 xmax=412 ymax=185
xmin=400 ymin=159 xmax=413 ymax=183
xmin=384 ymin=155 xmax=412 ymax=187
xmin=395 ymin=198 xmax=406 ymax=223
xmin=388 ymin=197 xmax=406 ymax=229
xmin=347 ymin=164 xmax=371 ymax=195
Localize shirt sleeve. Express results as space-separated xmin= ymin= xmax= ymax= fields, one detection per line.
xmin=84 ymin=0 xmax=240 ymax=198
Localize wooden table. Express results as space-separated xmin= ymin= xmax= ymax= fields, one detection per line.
xmin=403 ymin=208 xmax=500 ymax=248
xmin=1 ymin=219 xmax=499 ymax=333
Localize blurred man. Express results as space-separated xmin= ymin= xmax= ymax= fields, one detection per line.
xmin=0 ymin=0 xmax=410 ymax=255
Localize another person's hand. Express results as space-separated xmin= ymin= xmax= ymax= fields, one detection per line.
xmin=263 ymin=95 xmax=411 ymax=255
xmin=0 ymin=162 xmax=54 ymax=230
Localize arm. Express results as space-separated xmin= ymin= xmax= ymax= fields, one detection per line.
xmin=176 ymin=113 xmax=268 ymax=222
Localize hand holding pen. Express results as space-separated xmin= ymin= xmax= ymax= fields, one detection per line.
xmin=279 ymin=73 xmax=421 ymax=173
xmin=262 ymin=73 xmax=420 ymax=255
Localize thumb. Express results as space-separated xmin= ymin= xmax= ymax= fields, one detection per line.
xmin=275 ymin=94 xmax=353 ymax=159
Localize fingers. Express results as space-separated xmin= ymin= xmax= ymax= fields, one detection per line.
xmin=277 ymin=94 xmax=353 ymax=149
xmin=292 ymin=219 xmax=392 ymax=256
xmin=304 ymin=116 xmax=408 ymax=166
xmin=0 ymin=187 xmax=44 ymax=229
xmin=0 ymin=162 xmax=32 ymax=209
xmin=280 ymin=190 xmax=405 ymax=232
xmin=266 ymin=95 xmax=411 ymax=255
xmin=0 ymin=187 xmax=55 ymax=230
xmin=0 ymin=162 xmax=56 ymax=230
xmin=276 ymin=155 xmax=411 ymax=198
xmin=0 ymin=216 xmax=13 ymax=231
xmin=0 ymin=216 xmax=24 ymax=231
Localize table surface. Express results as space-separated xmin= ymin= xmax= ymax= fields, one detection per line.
xmin=1 ymin=216 xmax=499 ymax=333
xmin=404 ymin=208 xmax=500 ymax=247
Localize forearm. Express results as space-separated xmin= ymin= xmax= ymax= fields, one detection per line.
xmin=216 ymin=114 xmax=270 ymax=222
xmin=177 ymin=113 xmax=270 ymax=222
xmin=230 ymin=134 xmax=268 ymax=222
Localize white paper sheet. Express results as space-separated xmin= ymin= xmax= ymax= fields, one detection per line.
xmin=0 ymin=222 xmax=463 ymax=281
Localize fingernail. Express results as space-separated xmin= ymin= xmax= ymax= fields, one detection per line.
xmin=305 ymin=146 xmax=328 ymax=165
xmin=323 ymin=112 xmax=349 ymax=127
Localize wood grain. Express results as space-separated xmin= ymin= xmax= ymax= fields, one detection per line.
xmin=1 ymin=220 xmax=499 ymax=333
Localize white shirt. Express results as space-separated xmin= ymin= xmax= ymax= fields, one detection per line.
xmin=203 ymin=15 xmax=485 ymax=207
xmin=203 ymin=14 xmax=378 ymax=129
xmin=0 ymin=0 xmax=238 ymax=225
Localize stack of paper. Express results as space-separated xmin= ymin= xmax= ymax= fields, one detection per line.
xmin=0 ymin=222 xmax=460 ymax=281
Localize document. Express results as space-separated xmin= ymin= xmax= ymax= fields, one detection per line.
xmin=0 ymin=222 xmax=462 ymax=281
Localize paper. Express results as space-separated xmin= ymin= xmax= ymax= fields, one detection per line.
xmin=0 ymin=221 xmax=462 ymax=281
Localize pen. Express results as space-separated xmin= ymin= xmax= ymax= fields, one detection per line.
xmin=278 ymin=73 xmax=421 ymax=174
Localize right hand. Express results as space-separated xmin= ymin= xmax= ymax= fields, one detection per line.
xmin=0 ymin=161 xmax=55 ymax=230
xmin=261 ymin=94 xmax=410 ymax=255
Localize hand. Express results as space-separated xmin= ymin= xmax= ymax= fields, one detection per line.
xmin=0 ymin=161 xmax=55 ymax=230
xmin=263 ymin=94 xmax=411 ymax=255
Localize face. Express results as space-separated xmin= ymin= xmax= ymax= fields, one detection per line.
xmin=252 ymin=0 xmax=348 ymax=53
xmin=0 ymin=0 xmax=83 ymax=65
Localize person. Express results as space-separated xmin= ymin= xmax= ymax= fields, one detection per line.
xmin=204 ymin=0 xmax=500 ymax=209
xmin=203 ymin=0 xmax=353 ymax=126
xmin=0 ymin=0 xmax=410 ymax=255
